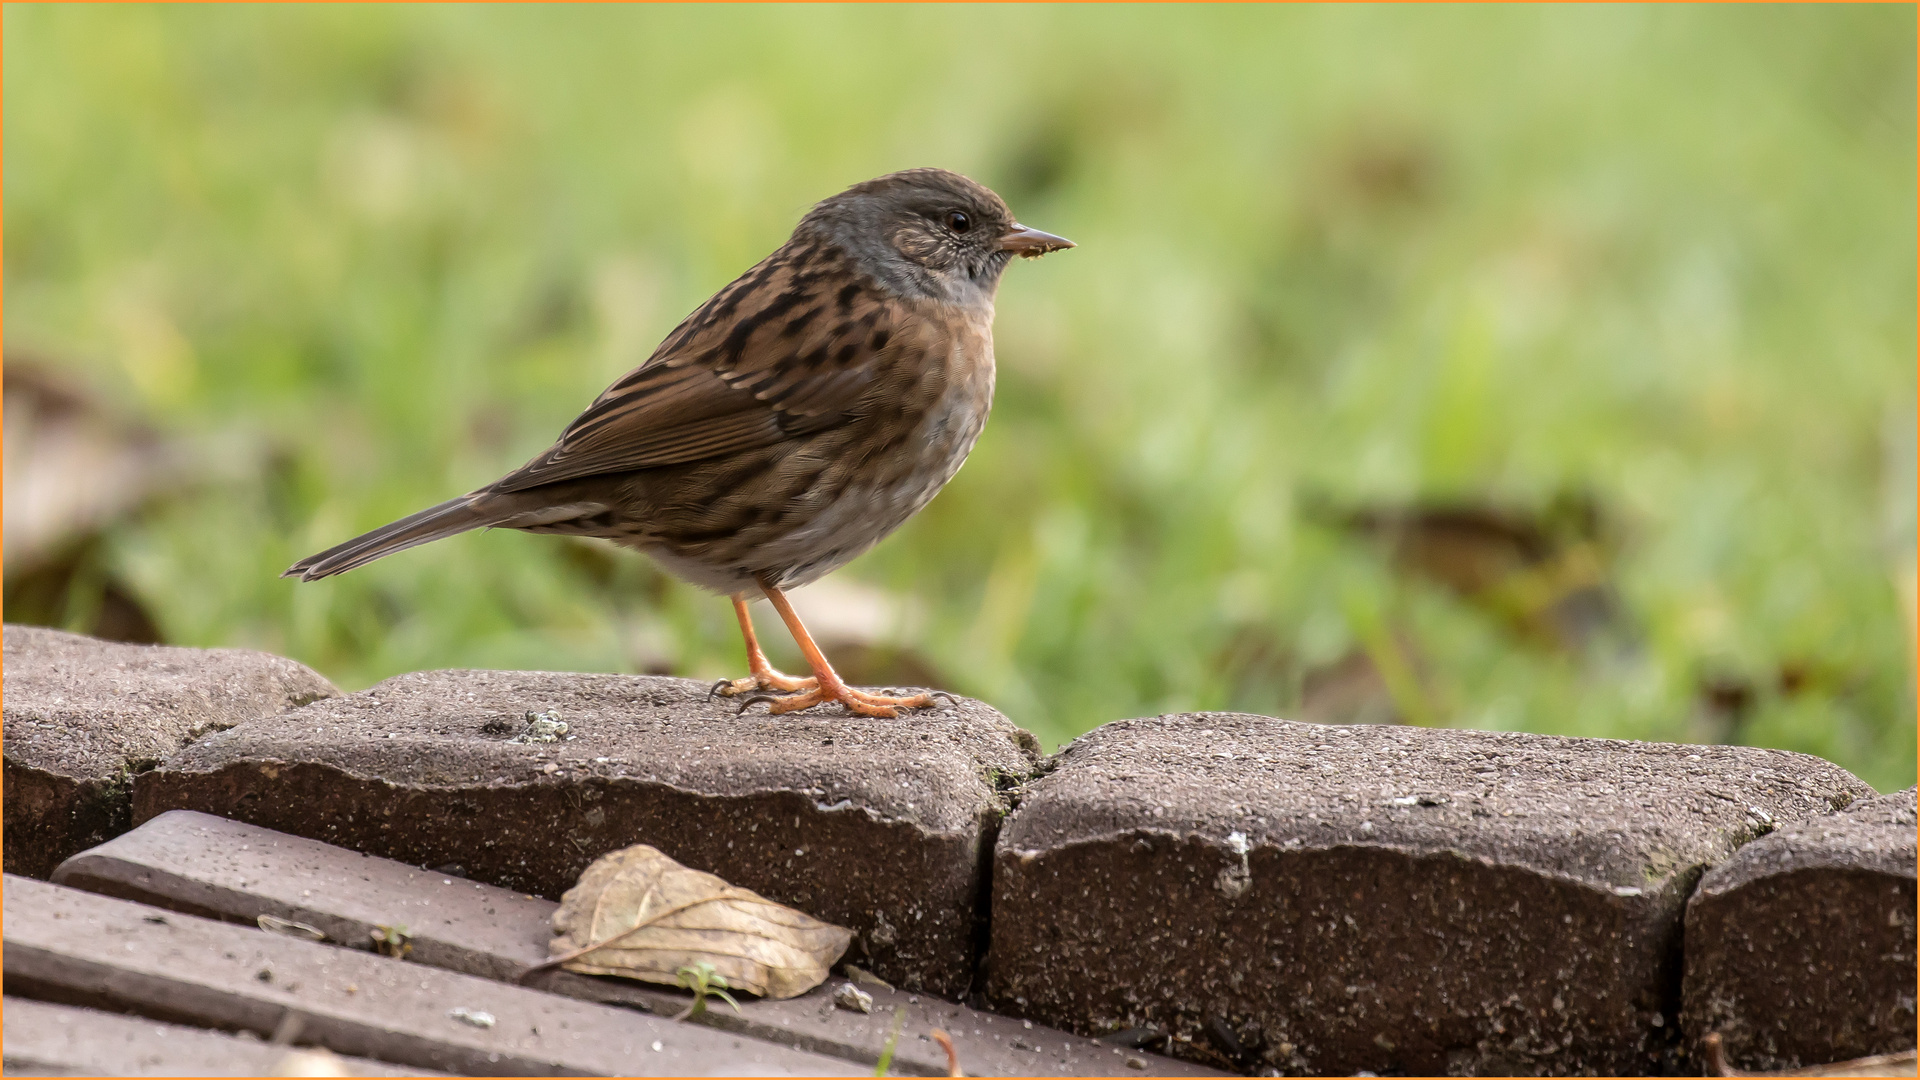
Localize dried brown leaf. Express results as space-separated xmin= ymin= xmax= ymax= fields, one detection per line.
xmin=257 ymin=914 xmax=328 ymax=942
xmin=546 ymin=843 xmax=851 ymax=1000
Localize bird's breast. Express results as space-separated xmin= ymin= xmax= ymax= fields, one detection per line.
xmin=913 ymin=309 xmax=995 ymax=463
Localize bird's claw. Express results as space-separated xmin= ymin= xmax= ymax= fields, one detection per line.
xmin=720 ymin=672 xmax=949 ymax=719
xmin=759 ymin=684 xmax=944 ymax=719
xmin=735 ymin=693 xmax=785 ymax=715
xmin=712 ymin=672 xmax=817 ymax=699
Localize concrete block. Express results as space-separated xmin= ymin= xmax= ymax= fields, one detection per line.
xmin=3 ymin=624 xmax=336 ymax=878
xmin=985 ymin=713 xmax=1873 ymax=1075
xmin=135 ymin=668 xmax=1041 ymax=997
xmin=1683 ymin=787 xmax=1917 ymax=1071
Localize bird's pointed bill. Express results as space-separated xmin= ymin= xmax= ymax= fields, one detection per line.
xmin=999 ymin=224 xmax=1075 ymax=257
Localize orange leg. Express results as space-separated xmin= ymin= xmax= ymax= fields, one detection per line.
xmin=753 ymin=580 xmax=939 ymax=718
xmin=713 ymin=594 xmax=815 ymax=697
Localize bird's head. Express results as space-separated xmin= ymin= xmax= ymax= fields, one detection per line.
xmin=800 ymin=168 xmax=1073 ymax=306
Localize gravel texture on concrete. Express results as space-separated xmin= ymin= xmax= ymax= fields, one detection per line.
xmin=3 ymin=624 xmax=338 ymax=878
xmin=985 ymin=712 xmax=1875 ymax=1076
xmin=134 ymin=668 xmax=1042 ymax=997
xmin=1682 ymin=786 xmax=1917 ymax=1072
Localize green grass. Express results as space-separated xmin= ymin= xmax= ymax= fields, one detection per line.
xmin=5 ymin=5 xmax=1914 ymax=789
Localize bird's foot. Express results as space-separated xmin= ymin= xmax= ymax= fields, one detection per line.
xmin=748 ymin=683 xmax=946 ymax=719
xmin=709 ymin=670 xmax=817 ymax=699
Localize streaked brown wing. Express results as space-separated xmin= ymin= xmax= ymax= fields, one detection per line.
xmin=492 ymin=241 xmax=909 ymax=493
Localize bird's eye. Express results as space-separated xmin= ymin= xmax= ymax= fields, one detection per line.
xmin=944 ymin=211 xmax=972 ymax=234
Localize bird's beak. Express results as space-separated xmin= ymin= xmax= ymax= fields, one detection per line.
xmin=998 ymin=223 xmax=1075 ymax=258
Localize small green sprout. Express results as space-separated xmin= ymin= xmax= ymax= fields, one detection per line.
xmin=873 ymin=1006 xmax=907 ymax=1077
xmin=370 ymin=924 xmax=413 ymax=959
xmin=674 ymin=961 xmax=741 ymax=1020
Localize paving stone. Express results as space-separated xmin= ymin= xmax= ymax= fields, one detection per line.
xmin=1682 ymin=787 xmax=1918 ymax=1072
xmin=1 ymin=996 xmax=445 ymax=1077
xmin=2 ymin=624 xmax=338 ymax=879
xmin=2 ymin=874 xmax=855 ymax=1076
xmin=133 ymin=668 xmax=1041 ymax=998
xmin=52 ymin=809 xmax=1222 ymax=1077
xmin=984 ymin=713 xmax=1875 ymax=1076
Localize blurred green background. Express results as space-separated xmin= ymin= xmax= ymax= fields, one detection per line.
xmin=5 ymin=4 xmax=1914 ymax=789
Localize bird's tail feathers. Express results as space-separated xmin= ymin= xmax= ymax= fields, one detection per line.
xmin=283 ymin=495 xmax=503 ymax=581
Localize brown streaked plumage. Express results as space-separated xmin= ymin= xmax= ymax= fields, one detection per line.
xmin=285 ymin=168 xmax=1072 ymax=717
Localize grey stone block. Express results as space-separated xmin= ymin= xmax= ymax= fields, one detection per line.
xmin=2 ymin=625 xmax=337 ymax=879
xmin=984 ymin=713 xmax=1874 ymax=1076
xmin=1683 ymin=787 xmax=1917 ymax=1071
xmin=3 ymin=874 xmax=852 ymax=1076
xmin=134 ymin=668 xmax=1041 ymax=997
xmin=1 ymin=996 xmax=447 ymax=1077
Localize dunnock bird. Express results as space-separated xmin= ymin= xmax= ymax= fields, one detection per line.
xmin=286 ymin=168 xmax=1072 ymax=717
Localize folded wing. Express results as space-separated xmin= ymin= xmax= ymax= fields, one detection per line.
xmin=493 ymin=242 xmax=912 ymax=494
